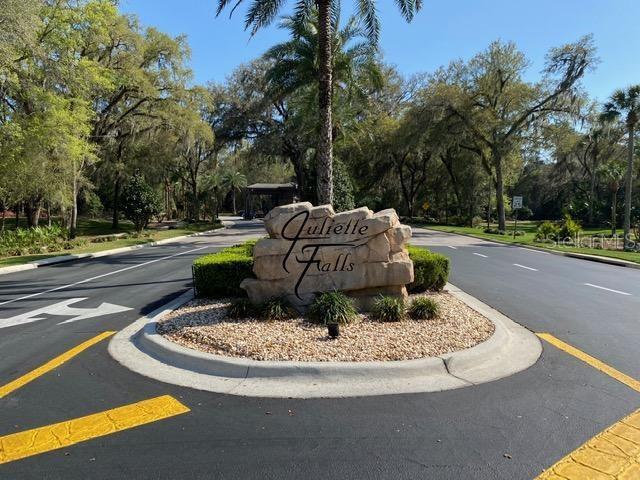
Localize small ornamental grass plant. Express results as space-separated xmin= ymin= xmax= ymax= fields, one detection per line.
xmin=407 ymin=296 xmax=439 ymax=320
xmin=371 ymin=295 xmax=406 ymax=322
xmin=260 ymin=297 xmax=297 ymax=321
xmin=307 ymin=291 xmax=357 ymax=326
xmin=227 ymin=298 xmax=259 ymax=319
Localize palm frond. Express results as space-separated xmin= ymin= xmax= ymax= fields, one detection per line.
xmin=356 ymin=0 xmax=380 ymax=46
xmin=245 ymin=0 xmax=286 ymax=35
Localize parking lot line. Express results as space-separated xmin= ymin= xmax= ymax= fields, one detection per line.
xmin=0 ymin=331 xmax=115 ymax=399
xmin=0 ymin=395 xmax=189 ymax=465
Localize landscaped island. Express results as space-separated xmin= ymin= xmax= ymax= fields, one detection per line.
xmin=156 ymin=204 xmax=495 ymax=362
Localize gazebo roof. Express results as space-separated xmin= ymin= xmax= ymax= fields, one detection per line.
xmin=246 ymin=182 xmax=297 ymax=191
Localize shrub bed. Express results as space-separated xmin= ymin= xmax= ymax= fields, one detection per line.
xmin=407 ymin=246 xmax=450 ymax=293
xmin=192 ymin=242 xmax=255 ymax=298
xmin=193 ymin=241 xmax=449 ymax=298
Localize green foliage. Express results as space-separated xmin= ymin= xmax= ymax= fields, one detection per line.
xmin=557 ymin=214 xmax=582 ymax=240
xmin=0 ymin=224 xmax=69 ymax=257
xmin=120 ymin=174 xmax=162 ymax=232
xmin=260 ymin=297 xmax=297 ymax=321
xmin=332 ymin=158 xmax=355 ymax=212
xmin=407 ymin=246 xmax=450 ymax=292
xmin=483 ymin=228 xmax=506 ymax=235
xmin=307 ymin=291 xmax=358 ymax=325
xmin=371 ymin=295 xmax=406 ymax=322
xmin=407 ymin=297 xmax=439 ymax=320
xmin=535 ymin=221 xmax=559 ymax=241
xmin=227 ymin=298 xmax=259 ymax=319
xmin=192 ymin=241 xmax=255 ymax=298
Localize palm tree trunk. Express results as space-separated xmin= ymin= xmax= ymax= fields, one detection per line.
xmin=623 ymin=123 xmax=635 ymax=249
xmin=316 ymin=0 xmax=334 ymax=206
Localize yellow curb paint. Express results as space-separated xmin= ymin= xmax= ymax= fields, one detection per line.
xmin=0 ymin=395 xmax=189 ymax=465
xmin=536 ymin=334 xmax=640 ymax=479
xmin=0 ymin=331 xmax=116 ymax=399
xmin=537 ymin=333 xmax=640 ymax=393
xmin=536 ymin=409 xmax=640 ymax=479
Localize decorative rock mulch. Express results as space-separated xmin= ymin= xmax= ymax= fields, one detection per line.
xmin=157 ymin=292 xmax=495 ymax=362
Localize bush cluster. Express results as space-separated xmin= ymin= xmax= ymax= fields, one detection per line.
xmin=535 ymin=221 xmax=559 ymax=241
xmin=407 ymin=246 xmax=450 ymax=293
xmin=0 ymin=224 xmax=82 ymax=257
xmin=192 ymin=241 xmax=255 ymax=298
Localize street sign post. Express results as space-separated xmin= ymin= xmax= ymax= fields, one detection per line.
xmin=512 ymin=196 xmax=523 ymax=238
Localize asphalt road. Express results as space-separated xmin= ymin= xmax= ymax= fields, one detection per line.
xmin=0 ymin=222 xmax=638 ymax=480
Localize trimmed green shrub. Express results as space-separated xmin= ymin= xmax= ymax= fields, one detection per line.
xmin=371 ymin=295 xmax=406 ymax=322
xmin=408 ymin=297 xmax=439 ymax=320
xmin=558 ymin=214 xmax=581 ymax=241
xmin=407 ymin=246 xmax=450 ymax=293
xmin=260 ymin=297 xmax=297 ymax=321
xmin=227 ymin=298 xmax=259 ymax=319
xmin=192 ymin=241 xmax=254 ymax=298
xmin=535 ymin=221 xmax=559 ymax=241
xmin=307 ymin=291 xmax=357 ymax=325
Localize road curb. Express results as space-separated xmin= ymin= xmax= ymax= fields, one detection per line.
xmin=0 ymin=227 xmax=224 ymax=277
xmin=418 ymin=227 xmax=640 ymax=270
xmin=108 ymin=284 xmax=542 ymax=398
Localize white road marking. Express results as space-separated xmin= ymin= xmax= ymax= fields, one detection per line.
xmin=518 ymin=247 xmax=550 ymax=255
xmin=473 ymin=253 xmax=488 ymax=258
xmin=447 ymin=246 xmax=458 ymax=250
xmin=513 ymin=263 xmax=538 ymax=271
xmin=0 ymin=298 xmax=132 ymax=330
xmin=584 ymin=283 xmax=632 ymax=296
xmin=0 ymin=245 xmax=211 ymax=307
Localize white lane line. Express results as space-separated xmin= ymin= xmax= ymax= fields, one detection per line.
xmin=0 ymin=245 xmax=211 ymax=307
xmin=473 ymin=253 xmax=488 ymax=258
xmin=584 ymin=283 xmax=632 ymax=296
xmin=518 ymin=247 xmax=550 ymax=255
xmin=513 ymin=263 xmax=538 ymax=271
xmin=447 ymin=246 xmax=458 ymax=250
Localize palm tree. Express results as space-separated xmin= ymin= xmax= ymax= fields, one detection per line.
xmin=216 ymin=0 xmax=423 ymax=205
xmin=223 ymin=170 xmax=247 ymax=215
xmin=601 ymin=85 xmax=640 ymax=249
xmin=598 ymin=161 xmax=626 ymax=236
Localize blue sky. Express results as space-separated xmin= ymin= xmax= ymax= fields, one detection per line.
xmin=120 ymin=0 xmax=640 ymax=101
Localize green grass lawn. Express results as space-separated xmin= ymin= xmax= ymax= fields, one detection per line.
xmin=415 ymin=221 xmax=640 ymax=264
xmin=0 ymin=219 xmax=223 ymax=268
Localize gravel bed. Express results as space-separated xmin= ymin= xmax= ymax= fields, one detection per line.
xmin=157 ymin=292 xmax=495 ymax=362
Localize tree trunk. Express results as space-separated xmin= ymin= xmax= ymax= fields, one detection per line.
xmin=232 ymin=189 xmax=236 ymax=215
xmin=611 ymin=190 xmax=617 ymax=236
xmin=112 ymin=174 xmax=121 ymax=230
xmin=316 ymin=0 xmax=334 ymax=205
xmin=27 ymin=201 xmax=41 ymax=228
xmin=494 ymin=150 xmax=506 ymax=231
xmin=623 ymin=123 xmax=635 ymax=249
xmin=70 ymin=171 xmax=78 ymax=239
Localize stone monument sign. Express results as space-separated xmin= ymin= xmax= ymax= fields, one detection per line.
xmin=240 ymin=202 xmax=414 ymax=309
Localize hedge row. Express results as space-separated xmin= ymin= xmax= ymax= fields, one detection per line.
xmin=193 ymin=240 xmax=449 ymax=298
xmin=192 ymin=241 xmax=256 ymax=298
xmin=406 ymin=246 xmax=450 ymax=293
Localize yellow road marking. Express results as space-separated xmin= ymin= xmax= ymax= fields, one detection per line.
xmin=0 ymin=395 xmax=189 ymax=465
xmin=536 ymin=333 xmax=640 ymax=479
xmin=536 ymin=408 xmax=640 ymax=479
xmin=537 ymin=333 xmax=640 ymax=393
xmin=0 ymin=331 xmax=115 ymax=399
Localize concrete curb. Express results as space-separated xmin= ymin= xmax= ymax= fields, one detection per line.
xmin=0 ymin=227 xmax=224 ymax=276
xmin=108 ymin=284 xmax=542 ymax=398
xmin=417 ymin=227 xmax=640 ymax=270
